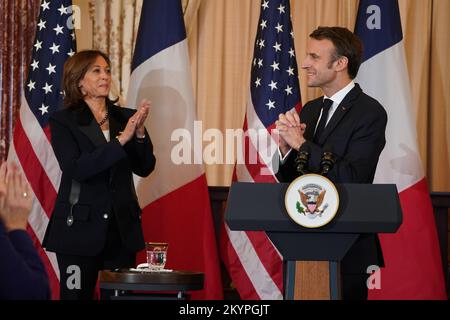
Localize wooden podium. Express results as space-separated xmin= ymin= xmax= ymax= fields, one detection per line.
xmin=225 ymin=182 xmax=402 ymax=300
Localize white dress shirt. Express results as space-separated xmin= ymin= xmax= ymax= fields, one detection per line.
xmin=102 ymin=129 xmax=110 ymax=142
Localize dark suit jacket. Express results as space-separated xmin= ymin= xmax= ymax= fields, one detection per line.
xmin=0 ymin=222 xmax=50 ymax=299
xmin=277 ymin=84 xmax=387 ymax=273
xmin=43 ymin=101 xmax=156 ymax=257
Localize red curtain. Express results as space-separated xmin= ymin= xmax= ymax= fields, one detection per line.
xmin=0 ymin=0 xmax=40 ymax=160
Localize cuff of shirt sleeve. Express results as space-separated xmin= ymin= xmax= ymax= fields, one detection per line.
xmin=278 ymin=148 xmax=293 ymax=163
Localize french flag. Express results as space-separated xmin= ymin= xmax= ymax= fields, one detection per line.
xmin=126 ymin=0 xmax=223 ymax=299
xmin=355 ymin=0 xmax=447 ymax=299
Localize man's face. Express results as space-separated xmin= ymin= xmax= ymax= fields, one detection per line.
xmin=301 ymin=38 xmax=339 ymax=88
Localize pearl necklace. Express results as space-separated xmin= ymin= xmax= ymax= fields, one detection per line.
xmin=97 ymin=110 xmax=109 ymax=126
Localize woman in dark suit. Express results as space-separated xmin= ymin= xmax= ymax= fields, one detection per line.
xmin=43 ymin=50 xmax=156 ymax=300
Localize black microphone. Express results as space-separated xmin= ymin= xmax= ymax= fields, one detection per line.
xmin=295 ymin=145 xmax=310 ymax=176
xmin=320 ymin=147 xmax=336 ymax=176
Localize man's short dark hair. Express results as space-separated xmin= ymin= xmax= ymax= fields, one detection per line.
xmin=310 ymin=26 xmax=363 ymax=79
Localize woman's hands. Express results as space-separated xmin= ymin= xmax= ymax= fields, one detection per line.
xmin=0 ymin=162 xmax=33 ymax=232
xmin=135 ymin=99 xmax=150 ymax=139
xmin=117 ymin=99 xmax=151 ymax=146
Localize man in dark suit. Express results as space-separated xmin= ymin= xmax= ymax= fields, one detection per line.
xmin=276 ymin=26 xmax=387 ymax=300
xmin=0 ymin=162 xmax=50 ymax=300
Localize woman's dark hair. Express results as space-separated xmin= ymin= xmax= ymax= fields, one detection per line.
xmin=62 ymin=50 xmax=118 ymax=108
xmin=310 ymin=26 xmax=364 ymax=79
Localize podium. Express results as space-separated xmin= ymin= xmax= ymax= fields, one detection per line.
xmin=225 ymin=182 xmax=402 ymax=300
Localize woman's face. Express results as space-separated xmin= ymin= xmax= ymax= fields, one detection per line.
xmin=78 ymin=56 xmax=111 ymax=100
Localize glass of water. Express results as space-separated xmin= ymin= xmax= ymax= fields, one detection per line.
xmin=145 ymin=242 xmax=168 ymax=270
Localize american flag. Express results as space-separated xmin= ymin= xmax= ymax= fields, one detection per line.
xmin=220 ymin=0 xmax=301 ymax=299
xmin=8 ymin=0 xmax=76 ymax=299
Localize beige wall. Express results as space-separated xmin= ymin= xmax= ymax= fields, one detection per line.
xmin=73 ymin=0 xmax=93 ymax=51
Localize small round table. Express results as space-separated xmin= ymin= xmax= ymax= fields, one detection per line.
xmin=99 ymin=269 xmax=204 ymax=300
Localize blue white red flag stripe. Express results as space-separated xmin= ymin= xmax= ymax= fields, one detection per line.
xmin=8 ymin=0 xmax=77 ymax=299
xmin=221 ymin=0 xmax=302 ymax=299
xmin=355 ymin=0 xmax=447 ymax=299
xmin=127 ymin=0 xmax=223 ymax=300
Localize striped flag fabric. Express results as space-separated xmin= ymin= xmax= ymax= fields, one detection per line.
xmin=220 ymin=0 xmax=301 ymax=299
xmin=126 ymin=0 xmax=223 ymax=300
xmin=355 ymin=0 xmax=447 ymax=299
xmin=7 ymin=0 xmax=76 ymax=299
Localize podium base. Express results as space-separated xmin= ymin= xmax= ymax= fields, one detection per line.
xmin=285 ymin=261 xmax=341 ymax=300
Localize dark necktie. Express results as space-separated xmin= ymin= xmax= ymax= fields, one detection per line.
xmin=313 ymin=98 xmax=333 ymax=143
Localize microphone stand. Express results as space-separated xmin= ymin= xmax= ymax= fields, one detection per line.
xmin=295 ymin=150 xmax=310 ymax=176
xmin=320 ymin=151 xmax=335 ymax=176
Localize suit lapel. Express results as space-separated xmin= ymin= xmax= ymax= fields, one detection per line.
xmin=303 ymin=101 xmax=322 ymax=141
xmin=73 ymin=102 xmax=127 ymax=183
xmin=107 ymin=105 xmax=126 ymax=183
xmin=318 ymin=84 xmax=362 ymax=144
xmin=75 ymin=103 xmax=106 ymax=147
xmin=108 ymin=105 xmax=122 ymax=143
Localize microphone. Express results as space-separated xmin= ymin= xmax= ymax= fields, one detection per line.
xmin=320 ymin=147 xmax=336 ymax=176
xmin=295 ymin=145 xmax=310 ymax=176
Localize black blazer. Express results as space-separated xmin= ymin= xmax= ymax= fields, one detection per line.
xmin=43 ymin=101 xmax=156 ymax=257
xmin=277 ymin=84 xmax=387 ymax=273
